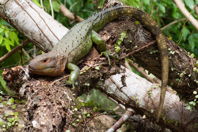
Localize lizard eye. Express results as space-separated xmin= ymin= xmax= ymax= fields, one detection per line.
xmin=42 ymin=59 xmax=48 ymax=63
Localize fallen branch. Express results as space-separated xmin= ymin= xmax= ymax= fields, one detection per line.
xmin=107 ymin=108 xmax=134 ymax=132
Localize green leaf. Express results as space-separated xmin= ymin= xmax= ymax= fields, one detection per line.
xmin=70 ymin=0 xmax=83 ymax=13
xmin=7 ymin=98 xmax=15 ymax=105
xmin=66 ymin=0 xmax=74 ymax=7
xmin=0 ymin=74 xmax=6 ymax=90
xmin=181 ymin=26 xmax=190 ymax=41
xmin=184 ymin=0 xmax=195 ymax=9
xmin=97 ymin=0 xmax=105 ymax=8
xmin=189 ymin=101 xmax=196 ymax=106
xmin=172 ymin=4 xmax=182 ymax=19
xmin=4 ymin=30 xmax=9 ymax=38
xmin=0 ymin=73 xmax=15 ymax=96
xmin=142 ymin=0 xmax=150 ymax=5
xmin=52 ymin=1 xmax=60 ymax=12
xmin=0 ymin=119 xmax=5 ymax=127
xmin=9 ymin=32 xmax=19 ymax=45
xmin=158 ymin=4 xmax=166 ymax=13
xmin=32 ymin=0 xmax=41 ymax=7
xmin=121 ymin=0 xmax=141 ymax=8
xmin=78 ymin=89 xmax=117 ymax=111
xmin=0 ymin=35 xmax=3 ymax=44
xmin=3 ymin=39 xmax=12 ymax=51
xmin=0 ymin=28 xmax=4 ymax=33
xmin=188 ymin=33 xmax=198 ymax=51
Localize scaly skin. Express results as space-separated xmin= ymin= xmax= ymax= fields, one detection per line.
xmin=29 ymin=6 xmax=169 ymax=121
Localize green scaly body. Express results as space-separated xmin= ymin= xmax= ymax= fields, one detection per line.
xmin=29 ymin=6 xmax=169 ymax=121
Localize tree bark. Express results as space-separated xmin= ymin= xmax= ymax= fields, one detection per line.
xmin=1 ymin=0 xmax=198 ymax=131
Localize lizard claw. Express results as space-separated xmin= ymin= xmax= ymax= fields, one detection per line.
xmin=101 ymin=51 xmax=111 ymax=65
xmin=66 ymin=80 xmax=77 ymax=89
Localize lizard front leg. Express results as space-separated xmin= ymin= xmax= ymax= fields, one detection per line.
xmin=66 ymin=31 xmax=108 ymax=87
xmin=91 ymin=31 xmax=106 ymax=52
xmin=66 ymin=63 xmax=80 ymax=87
xmin=91 ymin=31 xmax=111 ymax=65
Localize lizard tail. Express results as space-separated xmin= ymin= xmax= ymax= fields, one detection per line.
xmin=89 ymin=6 xmax=169 ymax=121
xmin=156 ymin=34 xmax=169 ymax=122
xmin=91 ymin=6 xmax=161 ymax=35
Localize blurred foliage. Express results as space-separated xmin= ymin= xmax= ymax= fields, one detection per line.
xmin=0 ymin=20 xmax=20 ymax=66
xmin=0 ymin=20 xmax=21 ymax=95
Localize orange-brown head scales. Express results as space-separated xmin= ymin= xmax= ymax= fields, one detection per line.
xmin=29 ymin=52 xmax=67 ymax=76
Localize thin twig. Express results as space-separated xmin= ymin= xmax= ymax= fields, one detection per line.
xmin=40 ymin=0 xmax=44 ymax=8
xmin=173 ymin=0 xmax=198 ymax=30
xmin=60 ymin=4 xmax=84 ymax=22
xmin=22 ymin=48 xmax=31 ymax=60
xmin=161 ymin=18 xmax=187 ymax=30
xmin=50 ymin=74 xmax=69 ymax=86
xmin=107 ymin=108 xmax=134 ymax=132
xmin=33 ymin=45 xmax=36 ymax=58
xmin=121 ymin=41 xmax=156 ymax=59
xmin=0 ymin=39 xmax=30 ymax=63
xmin=195 ymin=5 xmax=198 ymax=15
xmin=49 ymin=0 xmax=54 ymax=18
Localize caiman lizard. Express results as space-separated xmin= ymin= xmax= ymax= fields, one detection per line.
xmin=29 ymin=6 xmax=169 ymax=121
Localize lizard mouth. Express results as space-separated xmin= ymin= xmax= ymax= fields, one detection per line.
xmin=29 ymin=64 xmax=55 ymax=71
xmin=29 ymin=65 xmax=58 ymax=76
xmin=28 ymin=61 xmax=65 ymax=76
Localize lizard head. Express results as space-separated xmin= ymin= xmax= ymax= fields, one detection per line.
xmin=28 ymin=52 xmax=67 ymax=76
